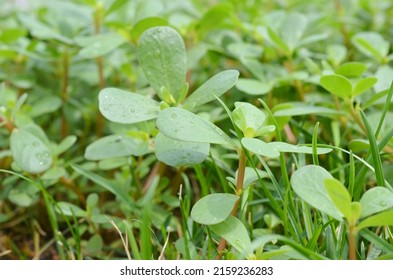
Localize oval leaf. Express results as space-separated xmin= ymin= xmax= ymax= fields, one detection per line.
xmin=360 ymin=187 xmax=393 ymax=218
xmin=156 ymin=107 xmax=233 ymax=145
xmin=77 ymin=33 xmax=126 ymax=59
xmin=352 ymin=32 xmax=389 ymax=61
xmin=290 ymin=165 xmax=343 ymax=221
xmin=85 ymin=134 xmax=149 ymax=160
xmin=241 ymin=138 xmax=280 ymax=158
xmin=10 ymin=126 xmax=52 ymax=174
xmin=56 ymin=202 xmax=87 ymax=217
xmin=183 ymin=70 xmax=239 ymax=109
xmin=235 ymin=78 xmax=272 ymax=95
xmin=191 ymin=193 xmax=238 ymax=225
xmin=335 ymin=62 xmax=367 ymax=78
xmin=324 ymin=178 xmax=352 ymax=220
xmin=233 ymin=102 xmax=266 ymax=137
xmin=98 ymin=88 xmax=160 ymax=124
xmin=154 ymin=132 xmax=209 ymax=167
xmin=138 ymin=26 xmax=186 ymax=101
xmin=358 ymin=210 xmax=393 ymax=230
xmin=320 ymin=74 xmax=352 ymax=99
xmin=353 ymin=77 xmax=378 ymax=97
xmin=210 ymin=216 xmax=251 ymax=253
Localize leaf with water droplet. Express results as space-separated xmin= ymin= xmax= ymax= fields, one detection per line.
xmin=85 ymin=134 xmax=149 ymax=160
xmin=138 ymin=26 xmax=186 ymax=102
xmin=99 ymin=88 xmax=160 ymax=124
xmin=209 ymin=216 xmax=251 ymax=253
xmin=157 ymin=107 xmax=234 ymax=146
xmin=359 ymin=187 xmax=393 ymax=218
xmin=10 ymin=125 xmax=52 ymax=174
xmin=154 ymin=132 xmax=209 ymax=167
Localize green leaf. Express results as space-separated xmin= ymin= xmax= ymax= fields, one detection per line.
xmin=353 ymin=77 xmax=378 ymax=96
xmin=290 ymin=165 xmax=343 ymax=221
xmin=320 ymin=74 xmax=352 ymax=99
xmin=210 ymin=216 xmax=251 ymax=253
xmin=86 ymin=234 xmax=103 ymax=254
xmin=235 ymin=78 xmax=272 ymax=95
xmin=183 ymin=70 xmax=239 ymax=109
xmin=98 ymin=158 xmax=128 ymax=170
xmin=56 ymin=202 xmax=86 ymax=217
xmin=154 ymin=132 xmax=209 ymax=167
xmin=352 ymin=32 xmax=389 ymax=62
xmin=10 ymin=126 xmax=52 ymax=174
xmin=268 ymin=142 xmax=332 ymax=154
xmin=156 ymin=107 xmax=233 ymax=145
xmin=86 ymin=193 xmax=99 ymax=210
xmin=360 ymin=187 xmax=393 ymax=218
xmin=76 ymin=33 xmax=126 ymax=59
xmin=335 ymin=62 xmax=367 ymax=78
xmin=56 ymin=135 xmax=77 ymax=155
xmin=324 ymin=178 xmax=352 ymax=221
xmin=191 ymin=193 xmax=238 ymax=225
xmin=350 ymin=202 xmax=363 ymax=224
xmin=29 ymin=96 xmax=62 ymax=117
xmin=242 ymin=139 xmax=331 ymax=158
xmin=130 ymin=17 xmax=168 ymax=41
xmin=327 ymin=44 xmax=347 ymax=66
xmin=85 ymin=134 xmax=148 ymax=160
xmin=233 ymin=102 xmax=266 ymax=138
xmin=105 ymin=0 xmax=128 ymax=16
xmin=348 ymin=139 xmax=370 ymax=152
xmin=281 ymin=13 xmax=308 ymax=49
xmin=267 ymin=26 xmax=291 ymax=56
xmin=42 ymin=166 xmax=66 ymax=181
xmin=358 ymin=210 xmax=393 ymax=230
xmin=71 ymin=164 xmax=133 ymax=208
xmin=138 ymin=26 xmax=186 ymax=101
xmin=226 ymin=42 xmax=263 ymax=59
xmin=273 ymin=103 xmax=342 ymax=117
xmin=18 ymin=14 xmax=73 ymax=44
xmin=98 ymin=88 xmax=160 ymax=124
xmin=175 ymin=238 xmax=198 ymax=259
xmin=241 ymin=138 xmax=280 ymax=158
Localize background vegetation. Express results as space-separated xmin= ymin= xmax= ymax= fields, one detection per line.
xmin=1 ymin=0 xmax=393 ymax=260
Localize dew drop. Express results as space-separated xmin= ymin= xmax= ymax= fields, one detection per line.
xmin=174 ymin=129 xmax=180 ymax=133
xmin=32 ymin=141 xmax=40 ymax=147
xmin=39 ymin=159 xmax=48 ymax=166
xmin=35 ymin=153 xmax=42 ymax=159
xmin=130 ymin=108 xmax=136 ymax=113
xmin=115 ymin=136 xmax=122 ymax=143
xmin=43 ymin=151 xmax=51 ymax=158
xmin=380 ymin=201 xmax=387 ymax=207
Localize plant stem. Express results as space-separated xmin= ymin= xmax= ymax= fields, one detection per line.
xmin=349 ymin=226 xmax=357 ymax=260
xmin=216 ymin=149 xmax=247 ymax=259
xmin=0 ymin=116 xmax=15 ymax=133
xmin=348 ymin=100 xmax=367 ymax=134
